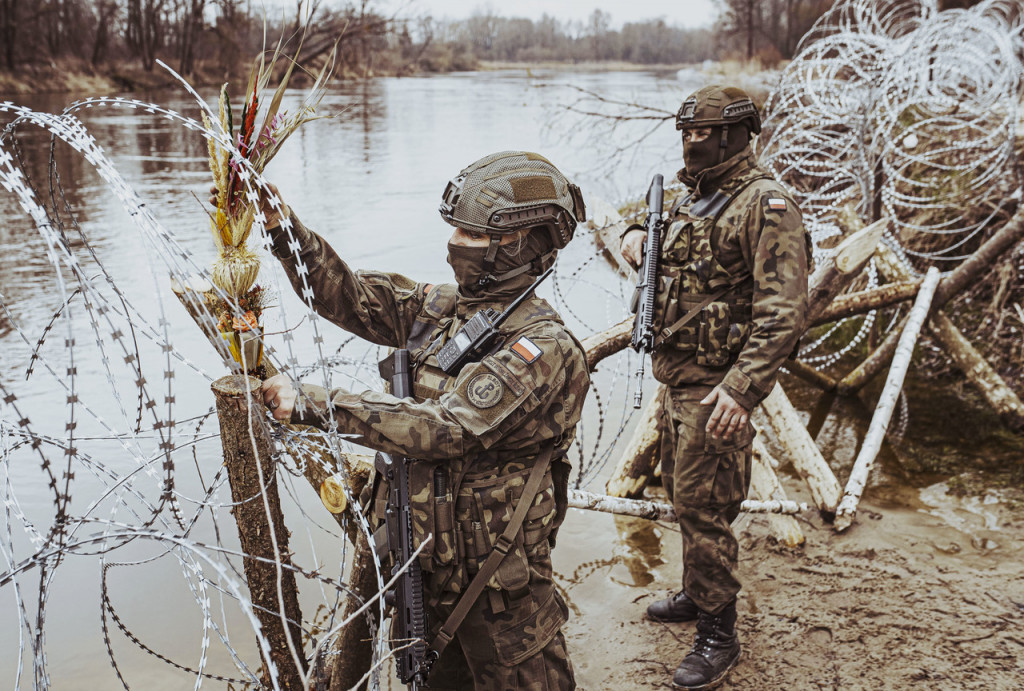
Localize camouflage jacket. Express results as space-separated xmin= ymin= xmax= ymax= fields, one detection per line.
xmin=651 ymin=146 xmax=810 ymax=410
xmin=267 ymin=212 xmax=591 ymax=476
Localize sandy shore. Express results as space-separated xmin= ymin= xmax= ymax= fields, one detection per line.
xmin=556 ymin=480 xmax=1024 ymax=690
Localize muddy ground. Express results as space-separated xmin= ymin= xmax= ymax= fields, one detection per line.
xmin=557 ymin=479 xmax=1024 ymax=690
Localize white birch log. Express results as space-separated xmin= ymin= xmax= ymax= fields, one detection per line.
xmin=605 ymin=384 xmax=666 ymax=498
xmin=834 ymin=267 xmax=942 ymax=532
xmin=760 ymin=384 xmax=843 ymax=519
xmin=568 ymin=489 xmax=807 ymax=522
xmin=750 ymin=435 xmax=805 ymax=546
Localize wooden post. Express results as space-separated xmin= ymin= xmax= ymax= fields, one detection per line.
xmin=212 ymin=375 xmax=306 ymax=690
xmin=811 ymin=280 xmax=922 ymax=326
xmin=605 ymin=384 xmax=666 ymax=498
xmin=760 ymin=384 xmax=842 ymax=520
xmin=750 ymin=435 xmax=805 ymax=546
xmin=927 ymin=311 xmax=1024 ymax=431
xmin=835 ymin=268 xmax=942 ymax=531
xmin=805 ymin=217 xmax=887 ymax=321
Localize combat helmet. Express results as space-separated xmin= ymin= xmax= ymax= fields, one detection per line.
xmin=675 ymin=85 xmax=762 ymax=135
xmin=440 ymin=150 xmax=585 ymax=251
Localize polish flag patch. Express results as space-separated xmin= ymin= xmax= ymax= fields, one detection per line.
xmin=767 ymin=198 xmax=787 ymax=211
xmin=510 ymin=336 xmax=543 ymax=364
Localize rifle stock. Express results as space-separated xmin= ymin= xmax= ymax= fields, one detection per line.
xmin=630 ymin=174 xmax=665 ymax=408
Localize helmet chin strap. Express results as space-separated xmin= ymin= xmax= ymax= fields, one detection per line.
xmin=478 ymin=234 xmax=503 ymax=287
xmin=718 ymin=123 xmax=730 ymax=165
xmin=477 ymin=232 xmax=556 ymax=288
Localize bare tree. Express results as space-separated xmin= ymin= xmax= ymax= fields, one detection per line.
xmin=0 ymin=0 xmax=18 ymax=69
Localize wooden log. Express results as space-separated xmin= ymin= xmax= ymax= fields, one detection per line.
xmin=750 ymin=435 xmax=805 ymax=546
xmin=835 ymin=268 xmax=942 ymax=531
xmin=177 ymin=277 xmax=378 ymax=689
xmin=568 ymin=489 xmax=806 ymax=521
xmin=928 ymin=311 xmax=1024 ymax=430
xmin=605 ymin=384 xmax=666 ymax=498
xmin=581 ymin=316 xmax=632 ymax=372
xmin=838 ymin=206 xmax=1024 ymax=395
xmin=806 ymin=217 xmax=887 ymax=322
xmin=811 ymin=280 xmax=922 ymax=326
xmin=783 ymin=357 xmax=838 ymax=391
xmin=212 ymin=375 xmax=307 ymax=690
xmin=760 ymin=384 xmax=842 ymax=520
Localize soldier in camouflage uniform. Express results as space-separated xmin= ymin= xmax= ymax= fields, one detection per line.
xmin=258 ymin=151 xmax=590 ymax=690
xmin=620 ymin=85 xmax=810 ymax=689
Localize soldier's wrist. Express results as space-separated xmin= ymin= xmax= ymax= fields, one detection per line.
xmin=619 ymin=224 xmax=644 ymax=246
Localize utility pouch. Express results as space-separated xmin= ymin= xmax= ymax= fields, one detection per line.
xmin=407 ymin=461 xmax=458 ymax=570
xmin=457 ymin=466 xmax=554 ymax=594
xmin=697 ymin=301 xmax=731 ymax=367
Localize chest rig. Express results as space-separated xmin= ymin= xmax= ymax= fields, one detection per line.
xmin=655 ymin=173 xmax=770 ymax=366
xmin=371 ymin=284 xmax=564 ymax=571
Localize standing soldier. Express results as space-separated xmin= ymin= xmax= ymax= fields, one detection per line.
xmin=257 ymin=151 xmax=589 ymax=689
xmin=620 ymin=85 xmax=811 ymax=689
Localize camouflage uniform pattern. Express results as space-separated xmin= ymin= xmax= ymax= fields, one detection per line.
xmin=268 ymin=212 xmax=589 ymax=689
xmin=652 ymin=145 xmax=809 ymax=614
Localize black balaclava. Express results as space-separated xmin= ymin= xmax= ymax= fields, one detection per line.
xmin=682 ymin=123 xmax=751 ymax=181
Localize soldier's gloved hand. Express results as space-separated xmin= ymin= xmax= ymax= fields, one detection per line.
xmin=701 ymin=385 xmax=749 ymax=441
xmin=261 ymin=374 xmax=298 ymax=422
xmin=619 ymin=228 xmax=646 ymax=270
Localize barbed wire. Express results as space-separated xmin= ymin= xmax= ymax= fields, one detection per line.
xmin=3 ymin=1 xmax=1022 ymax=686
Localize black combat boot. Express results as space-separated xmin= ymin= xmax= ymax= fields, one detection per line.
xmin=646 ymin=590 xmax=700 ymax=622
xmin=671 ymin=601 xmax=741 ymax=690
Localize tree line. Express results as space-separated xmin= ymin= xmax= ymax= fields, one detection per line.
xmin=0 ymin=0 xmax=990 ymax=82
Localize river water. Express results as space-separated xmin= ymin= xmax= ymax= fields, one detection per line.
xmin=0 ymin=68 xmax=1020 ymax=689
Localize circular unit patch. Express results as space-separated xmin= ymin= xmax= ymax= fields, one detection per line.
xmin=467 ymin=373 xmax=504 ymax=409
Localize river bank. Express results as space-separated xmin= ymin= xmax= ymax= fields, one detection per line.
xmin=0 ymin=57 xmax=777 ymax=97
xmin=560 ymin=481 xmax=1024 ymax=690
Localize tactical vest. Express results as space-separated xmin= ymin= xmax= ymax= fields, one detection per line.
xmin=654 ymin=174 xmax=771 ymax=368
xmin=370 ymin=284 xmax=571 ymax=607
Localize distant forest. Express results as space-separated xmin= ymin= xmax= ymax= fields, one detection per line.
xmin=0 ymin=0 xmax=991 ymax=82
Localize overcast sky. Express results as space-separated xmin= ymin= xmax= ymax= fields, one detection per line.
xmin=368 ymin=0 xmax=719 ymax=29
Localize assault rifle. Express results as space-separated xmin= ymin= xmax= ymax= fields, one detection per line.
xmin=629 ymin=174 xmax=665 ymax=409
xmin=376 ymin=349 xmax=432 ymax=688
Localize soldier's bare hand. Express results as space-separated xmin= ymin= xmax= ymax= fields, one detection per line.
xmin=261 ymin=374 xmax=297 ymax=422
xmin=620 ymin=228 xmax=646 ymax=270
xmin=700 ymin=385 xmax=749 ymax=440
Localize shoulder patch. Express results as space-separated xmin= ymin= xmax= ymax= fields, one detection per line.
xmin=765 ymin=197 xmax=788 ymax=212
xmin=510 ymin=336 xmax=543 ymax=364
xmin=467 ymin=373 xmax=504 ymax=409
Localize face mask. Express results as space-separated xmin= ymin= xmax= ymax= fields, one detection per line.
xmin=683 ymin=124 xmax=751 ymax=177
xmin=683 ymin=128 xmax=721 ymax=177
xmin=446 ymin=242 xmax=490 ymax=293
xmin=447 ymin=230 xmax=555 ymax=297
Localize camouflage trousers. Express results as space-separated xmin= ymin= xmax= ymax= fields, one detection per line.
xmin=417 ymin=466 xmax=575 ymax=690
xmin=658 ymin=385 xmax=753 ymax=615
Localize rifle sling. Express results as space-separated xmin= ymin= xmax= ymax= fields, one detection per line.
xmin=426 ymin=443 xmax=556 ymax=663
xmin=652 ymin=286 xmax=731 ymax=349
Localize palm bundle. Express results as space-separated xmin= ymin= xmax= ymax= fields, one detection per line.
xmin=205 ymin=30 xmax=337 ymax=300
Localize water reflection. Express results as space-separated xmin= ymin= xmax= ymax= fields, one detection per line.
xmin=609 ymin=514 xmax=667 ymax=588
